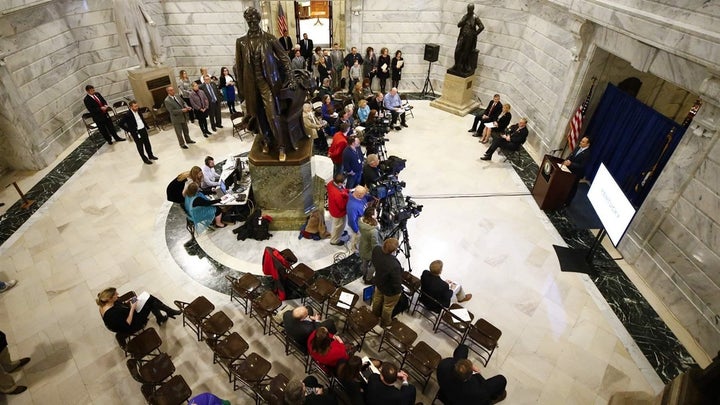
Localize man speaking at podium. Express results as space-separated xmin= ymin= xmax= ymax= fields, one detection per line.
xmin=562 ymin=136 xmax=591 ymax=204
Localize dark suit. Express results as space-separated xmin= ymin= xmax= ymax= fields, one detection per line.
xmin=118 ymin=110 xmax=155 ymax=162
xmin=279 ymin=35 xmax=293 ymax=52
xmin=470 ymin=100 xmax=503 ymax=132
xmin=437 ymin=344 xmax=507 ymax=405
xmin=84 ymin=92 xmax=121 ymax=144
xmin=420 ymin=270 xmax=452 ymax=313
xmin=282 ymin=310 xmax=336 ymax=354
xmin=485 ymin=123 xmax=528 ymax=157
xmin=365 ymin=373 xmax=416 ymax=405
xmin=565 ymin=146 xmax=591 ymax=203
xmin=300 ymin=37 xmax=314 ymax=68
xmin=201 ymin=82 xmax=223 ymax=130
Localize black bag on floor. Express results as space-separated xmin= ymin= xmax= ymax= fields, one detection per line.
xmin=391 ymin=291 xmax=410 ymax=318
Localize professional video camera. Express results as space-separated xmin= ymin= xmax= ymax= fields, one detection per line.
xmin=362 ymin=123 xmax=391 ymax=157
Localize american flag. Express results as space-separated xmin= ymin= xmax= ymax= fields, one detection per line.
xmin=567 ymin=82 xmax=595 ymax=150
xmin=277 ymin=4 xmax=288 ymax=36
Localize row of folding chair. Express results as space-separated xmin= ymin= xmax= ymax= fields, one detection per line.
xmin=121 ymin=327 xmax=192 ymax=405
xmin=174 ymin=295 xmax=289 ymax=404
xmin=402 ymin=272 xmax=502 ymax=367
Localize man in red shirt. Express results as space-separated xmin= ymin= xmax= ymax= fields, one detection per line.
xmin=328 ymin=123 xmax=350 ymax=176
xmin=326 ymin=173 xmax=349 ymax=246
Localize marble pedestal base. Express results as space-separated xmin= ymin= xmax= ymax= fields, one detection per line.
xmin=248 ymin=136 xmax=314 ymax=230
xmin=430 ymin=73 xmax=480 ymax=116
xmin=127 ymin=66 xmax=175 ymax=109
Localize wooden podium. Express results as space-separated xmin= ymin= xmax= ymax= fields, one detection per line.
xmin=532 ymin=155 xmax=577 ymax=210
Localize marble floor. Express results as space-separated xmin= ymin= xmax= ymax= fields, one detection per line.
xmin=0 ymin=101 xmax=686 ymax=404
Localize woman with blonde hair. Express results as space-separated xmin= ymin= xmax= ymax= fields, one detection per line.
xmin=166 ymin=166 xmax=202 ymax=207
xmin=357 ymin=99 xmax=370 ymax=124
xmin=480 ymin=103 xmax=512 ymax=144
xmin=184 ymin=182 xmax=225 ymax=229
xmin=97 ymin=287 xmax=181 ymax=334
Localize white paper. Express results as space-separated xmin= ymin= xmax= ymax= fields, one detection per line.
xmin=362 ymin=356 xmax=380 ymax=374
xmin=338 ymin=291 xmax=355 ymax=305
xmin=135 ymin=291 xmax=150 ymax=313
xmin=396 ymin=60 xmax=404 ymax=68
xmin=484 ymin=122 xmax=497 ymax=128
xmin=558 ymin=163 xmax=571 ymax=173
xmin=381 ymin=63 xmax=388 ymax=72
xmin=450 ymin=308 xmax=471 ymax=323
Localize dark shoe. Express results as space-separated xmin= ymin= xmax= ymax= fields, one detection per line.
xmin=157 ymin=314 xmax=168 ymax=325
xmin=480 ymin=155 xmax=491 ymax=161
xmin=363 ymin=278 xmax=374 ymax=285
xmin=5 ymin=386 xmax=27 ymax=395
xmin=115 ymin=137 xmax=127 ymax=142
xmin=181 ymin=145 xmax=189 ymax=149
xmin=472 ymin=133 xmax=481 ymax=137
xmin=143 ymin=159 xmax=153 ymax=165
xmin=216 ymin=125 xmax=224 ymax=128
xmin=149 ymin=156 xmax=159 ymax=160
xmin=187 ymin=140 xmax=197 ymax=144
xmin=165 ymin=308 xmax=182 ymax=318
xmin=203 ymin=133 xmax=209 ymax=138
xmin=108 ymin=141 xmax=113 ymax=145
xmin=210 ymin=128 xmax=217 ymax=132
xmin=401 ymin=123 xmax=408 ymax=128
xmin=490 ymin=390 xmax=507 ymax=404
xmin=394 ymin=126 xmax=402 ymax=131
xmin=468 ymin=128 xmax=476 ymax=132
xmin=8 ymin=357 xmax=31 ymax=372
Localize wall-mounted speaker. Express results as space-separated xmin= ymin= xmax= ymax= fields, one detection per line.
xmin=424 ymin=43 xmax=440 ymax=62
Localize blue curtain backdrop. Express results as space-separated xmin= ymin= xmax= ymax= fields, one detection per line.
xmin=584 ymin=83 xmax=686 ymax=206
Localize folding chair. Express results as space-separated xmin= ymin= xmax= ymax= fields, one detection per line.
xmin=174 ymin=296 xmax=215 ymax=341
xmin=212 ymin=332 xmax=249 ymax=382
xmin=400 ymin=94 xmax=414 ymax=119
xmin=400 ymin=341 xmax=441 ymax=392
xmin=226 ymin=273 xmax=261 ymax=314
xmin=465 ymin=318 xmax=502 ymax=366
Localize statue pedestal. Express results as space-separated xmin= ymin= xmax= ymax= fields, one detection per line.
xmin=127 ymin=66 xmax=176 ymax=109
xmin=248 ymin=136 xmax=314 ymax=230
xmin=430 ymin=73 xmax=480 ymax=116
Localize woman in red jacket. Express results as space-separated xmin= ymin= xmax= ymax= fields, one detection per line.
xmin=307 ymin=326 xmax=350 ymax=373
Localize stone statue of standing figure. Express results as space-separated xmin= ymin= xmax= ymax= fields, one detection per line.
xmin=235 ymin=7 xmax=314 ymax=162
xmin=113 ymin=0 xmax=165 ymax=67
xmin=449 ymin=4 xmax=484 ymax=77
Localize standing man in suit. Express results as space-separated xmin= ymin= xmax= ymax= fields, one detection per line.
xmin=83 ymin=85 xmax=126 ymax=145
xmin=469 ymin=94 xmax=503 ymax=136
xmin=163 ymin=86 xmax=195 ymax=149
xmin=279 ymin=29 xmax=293 ymax=52
xmin=437 ymin=344 xmax=507 ymax=405
xmin=563 ymin=136 xmax=591 ymax=204
xmin=365 ymin=362 xmax=416 ymax=405
xmin=201 ymin=74 xmax=223 ymax=132
xmin=481 ymin=118 xmax=529 ymax=161
xmin=299 ymin=33 xmax=314 ymax=70
xmin=118 ymin=100 xmax=157 ymax=164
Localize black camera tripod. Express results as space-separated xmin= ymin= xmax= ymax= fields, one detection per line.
xmin=383 ymin=219 xmax=413 ymax=273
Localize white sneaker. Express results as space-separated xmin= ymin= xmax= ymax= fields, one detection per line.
xmin=0 ymin=279 xmax=17 ymax=293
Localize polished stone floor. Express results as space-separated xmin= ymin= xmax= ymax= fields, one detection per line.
xmin=0 ymin=101 xmax=696 ymax=404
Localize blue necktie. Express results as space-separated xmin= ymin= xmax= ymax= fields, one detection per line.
xmin=208 ymin=85 xmax=216 ymax=102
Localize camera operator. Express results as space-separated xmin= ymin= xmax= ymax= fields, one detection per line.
xmin=361 ymin=154 xmax=382 ymax=187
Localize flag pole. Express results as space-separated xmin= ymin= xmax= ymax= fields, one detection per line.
xmin=561 ymin=76 xmax=597 ymax=157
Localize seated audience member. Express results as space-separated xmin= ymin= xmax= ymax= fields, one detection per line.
xmin=479 ymin=103 xmax=512 ymax=144
xmin=383 ymin=88 xmax=407 ymax=130
xmin=303 ymin=102 xmax=328 ymax=154
xmin=368 ymin=92 xmax=384 ymax=116
xmin=359 ymin=206 xmax=381 ymax=284
xmin=469 ymin=94 xmax=503 ymax=135
xmin=352 ymin=82 xmax=364 ymax=106
xmin=302 ymin=208 xmax=331 ymax=240
xmin=334 ymin=105 xmax=355 ymax=136
xmin=283 ymin=306 xmax=337 ymax=353
xmin=201 ymin=156 xmax=222 ymax=192
xmin=481 ymin=118 xmax=529 ymax=161
xmin=357 ymin=99 xmax=370 ymax=124
xmin=335 ymin=356 xmax=367 ymax=405
xmin=166 ymin=168 xmax=196 ymax=205
xmin=307 ymin=327 xmax=351 ymax=372
xmin=361 ymin=154 xmax=381 ymax=187
xmin=437 ymin=344 xmax=507 ymax=405
xmin=361 ymin=78 xmax=373 ymax=99
xmin=318 ymin=78 xmax=333 ymax=100
xmin=321 ymin=94 xmax=337 ymax=136
xmin=96 ymin=287 xmax=181 ymax=334
xmin=328 ymin=123 xmax=350 ymax=176
xmin=365 ymin=362 xmax=416 ymax=405
xmin=420 ymin=260 xmax=472 ymax=312
xmin=342 ymin=136 xmax=364 ymax=189
xmin=284 ymin=377 xmax=338 ymax=405
xmin=183 ymin=182 xmax=226 ymax=228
